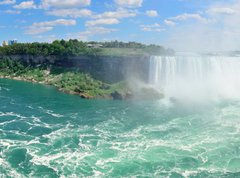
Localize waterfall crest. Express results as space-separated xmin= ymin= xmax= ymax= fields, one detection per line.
xmin=149 ymin=55 xmax=240 ymax=101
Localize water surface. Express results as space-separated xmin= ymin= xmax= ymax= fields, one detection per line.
xmin=1 ymin=79 xmax=240 ymax=177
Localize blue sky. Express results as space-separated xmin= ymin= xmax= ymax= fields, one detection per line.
xmin=0 ymin=0 xmax=240 ymax=51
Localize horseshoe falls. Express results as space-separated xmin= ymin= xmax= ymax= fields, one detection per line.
xmin=1 ymin=55 xmax=240 ymax=177
xmin=149 ymin=55 xmax=240 ymax=102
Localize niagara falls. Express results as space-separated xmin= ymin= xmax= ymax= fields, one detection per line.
xmin=1 ymin=0 xmax=240 ymax=177
xmin=149 ymin=54 xmax=240 ymax=102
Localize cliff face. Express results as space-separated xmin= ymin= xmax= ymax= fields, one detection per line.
xmin=0 ymin=55 xmax=150 ymax=83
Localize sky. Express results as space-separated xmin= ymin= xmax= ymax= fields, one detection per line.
xmin=0 ymin=0 xmax=240 ymax=51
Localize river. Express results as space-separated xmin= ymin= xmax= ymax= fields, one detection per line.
xmin=1 ymin=78 xmax=240 ymax=177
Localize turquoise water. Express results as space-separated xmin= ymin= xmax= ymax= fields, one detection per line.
xmin=1 ymin=79 xmax=240 ymax=177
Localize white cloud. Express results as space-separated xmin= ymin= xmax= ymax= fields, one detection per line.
xmin=146 ymin=10 xmax=158 ymax=17
xmin=86 ymin=9 xmax=136 ymax=30
xmin=32 ymin=19 xmax=76 ymax=27
xmin=115 ymin=0 xmax=143 ymax=8
xmin=26 ymin=19 xmax=76 ymax=35
xmin=68 ymin=26 xmax=117 ymax=41
xmin=165 ymin=1 xmax=240 ymax=51
xmin=208 ymin=7 xmax=237 ymax=15
xmin=79 ymin=27 xmax=117 ymax=36
xmin=41 ymin=0 xmax=91 ymax=9
xmin=170 ymin=13 xmax=207 ymax=23
xmin=14 ymin=1 xmax=36 ymax=9
xmin=86 ymin=18 xmax=120 ymax=27
xmin=33 ymin=35 xmax=57 ymax=42
xmin=164 ymin=20 xmax=176 ymax=26
xmin=47 ymin=9 xmax=92 ymax=18
xmin=26 ymin=26 xmax=53 ymax=35
xmin=93 ymin=9 xmax=137 ymax=19
xmin=0 ymin=0 xmax=15 ymax=5
xmin=140 ymin=23 xmax=165 ymax=32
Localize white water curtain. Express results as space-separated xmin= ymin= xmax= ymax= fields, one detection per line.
xmin=149 ymin=55 xmax=240 ymax=101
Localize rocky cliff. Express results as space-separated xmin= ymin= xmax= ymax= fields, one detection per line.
xmin=0 ymin=55 xmax=150 ymax=83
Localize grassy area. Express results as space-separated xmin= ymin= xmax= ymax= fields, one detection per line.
xmin=98 ymin=48 xmax=148 ymax=57
xmin=0 ymin=58 xmax=130 ymax=99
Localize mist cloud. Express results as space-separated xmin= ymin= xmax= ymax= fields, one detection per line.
xmin=165 ymin=0 xmax=240 ymax=52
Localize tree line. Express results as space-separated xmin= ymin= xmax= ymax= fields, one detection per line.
xmin=0 ymin=39 xmax=174 ymax=56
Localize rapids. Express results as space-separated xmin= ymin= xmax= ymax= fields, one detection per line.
xmin=1 ymin=78 xmax=240 ymax=177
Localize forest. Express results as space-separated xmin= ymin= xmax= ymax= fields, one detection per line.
xmin=0 ymin=40 xmax=174 ymax=56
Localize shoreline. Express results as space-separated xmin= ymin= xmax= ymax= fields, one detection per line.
xmin=0 ymin=75 xmax=97 ymax=99
xmin=0 ymin=75 xmax=164 ymax=101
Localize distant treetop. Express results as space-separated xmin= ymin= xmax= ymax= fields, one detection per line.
xmin=0 ymin=39 xmax=175 ymax=57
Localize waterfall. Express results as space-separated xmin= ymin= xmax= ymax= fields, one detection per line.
xmin=149 ymin=55 xmax=240 ymax=100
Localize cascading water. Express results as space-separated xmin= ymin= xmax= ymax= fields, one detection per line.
xmin=149 ymin=54 xmax=240 ymax=101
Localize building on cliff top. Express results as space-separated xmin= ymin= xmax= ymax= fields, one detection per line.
xmin=2 ymin=40 xmax=8 ymax=46
xmin=8 ymin=40 xmax=17 ymax=45
xmin=87 ymin=44 xmax=103 ymax=48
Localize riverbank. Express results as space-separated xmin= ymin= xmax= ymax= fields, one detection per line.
xmin=0 ymin=72 xmax=131 ymax=100
xmin=0 ymin=58 xmax=132 ymax=99
xmin=0 ymin=75 xmax=92 ymax=99
xmin=0 ymin=74 xmax=164 ymax=100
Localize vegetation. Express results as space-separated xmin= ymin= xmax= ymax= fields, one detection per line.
xmin=0 ymin=40 xmax=100 ymax=56
xmin=0 ymin=57 xmax=129 ymax=99
xmin=0 ymin=40 xmax=174 ymax=57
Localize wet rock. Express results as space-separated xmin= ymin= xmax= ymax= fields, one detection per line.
xmin=111 ymin=91 xmax=125 ymax=100
xmin=80 ymin=93 xmax=93 ymax=99
xmin=111 ymin=91 xmax=133 ymax=100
